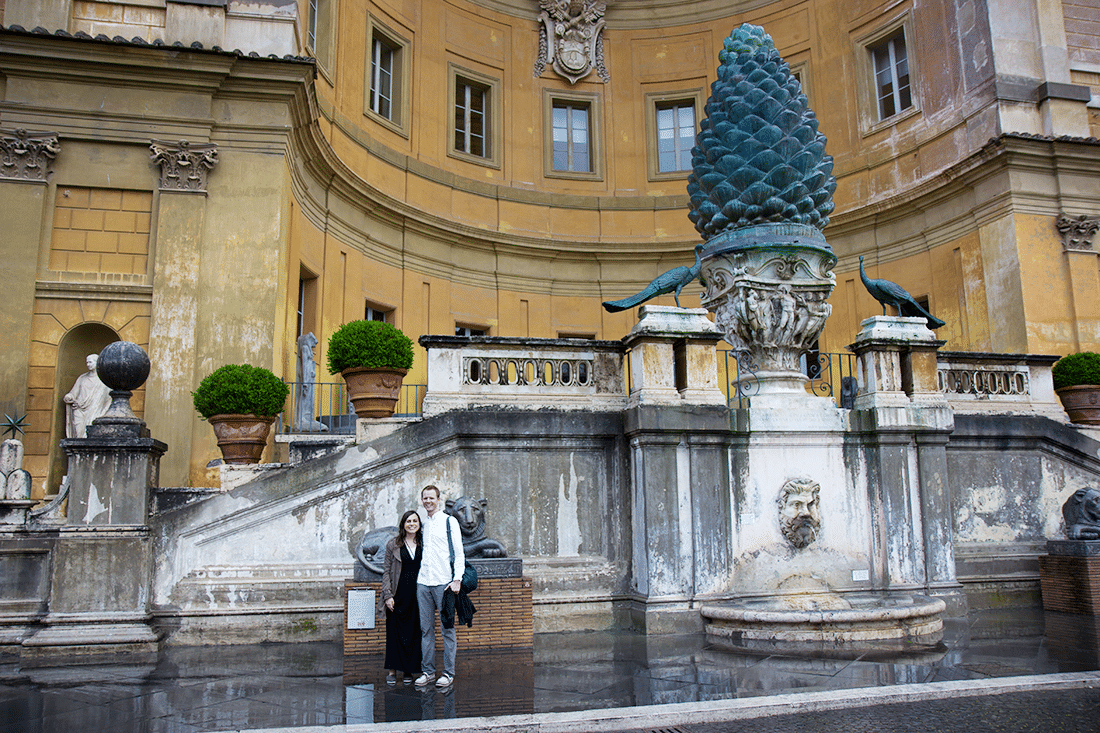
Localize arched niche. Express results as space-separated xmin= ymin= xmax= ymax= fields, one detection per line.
xmin=47 ymin=323 xmax=120 ymax=495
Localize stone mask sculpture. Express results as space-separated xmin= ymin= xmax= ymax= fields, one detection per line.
xmin=779 ymin=478 xmax=821 ymax=550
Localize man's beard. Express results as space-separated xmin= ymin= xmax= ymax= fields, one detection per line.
xmin=785 ymin=515 xmax=818 ymax=549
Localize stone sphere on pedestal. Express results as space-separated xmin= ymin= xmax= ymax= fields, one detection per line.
xmin=90 ymin=340 xmax=151 ymax=436
xmin=96 ymin=340 xmax=151 ymax=392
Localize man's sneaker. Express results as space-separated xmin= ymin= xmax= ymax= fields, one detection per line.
xmin=436 ymin=674 xmax=453 ymax=688
xmin=414 ymin=673 xmax=433 ymax=686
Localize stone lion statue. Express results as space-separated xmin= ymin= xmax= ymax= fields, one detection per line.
xmin=446 ymin=496 xmax=507 ymax=558
xmin=354 ymin=525 xmax=398 ymax=576
xmin=1063 ymin=487 xmax=1100 ymax=540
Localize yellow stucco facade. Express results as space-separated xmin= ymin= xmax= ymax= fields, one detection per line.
xmin=1 ymin=0 xmax=1098 ymax=491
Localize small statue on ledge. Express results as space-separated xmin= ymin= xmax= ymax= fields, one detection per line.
xmin=1063 ymin=487 xmax=1100 ymax=540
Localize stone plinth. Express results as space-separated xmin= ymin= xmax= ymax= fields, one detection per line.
xmin=61 ymin=436 xmax=166 ymax=526
xmin=1039 ymin=540 xmax=1100 ymax=614
xmin=622 ymin=306 xmax=727 ymax=408
xmin=849 ymin=316 xmax=947 ymax=410
xmin=20 ymin=526 xmax=160 ymax=661
xmin=344 ymin=558 xmax=532 ymax=655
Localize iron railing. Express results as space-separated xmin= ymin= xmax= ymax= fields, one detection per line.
xmin=720 ymin=350 xmax=858 ymax=408
xmin=278 ymin=381 xmax=426 ymax=434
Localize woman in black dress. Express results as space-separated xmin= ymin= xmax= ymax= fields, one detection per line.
xmin=382 ymin=510 xmax=423 ymax=684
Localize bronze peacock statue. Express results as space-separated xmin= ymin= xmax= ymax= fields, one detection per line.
xmin=859 ymin=256 xmax=945 ymax=329
xmin=602 ymin=244 xmax=704 ymax=312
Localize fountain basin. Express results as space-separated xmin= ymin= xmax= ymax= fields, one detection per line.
xmin=701 ymin=592 xmax=946 ymax=646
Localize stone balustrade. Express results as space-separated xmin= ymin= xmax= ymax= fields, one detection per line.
xmin=419 ymin=335 xmax=627 ymax=417
xmin=936 ymin=351 xmax=1063 ymax=417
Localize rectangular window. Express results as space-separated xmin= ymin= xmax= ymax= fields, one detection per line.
xmin=455 ymin=325 xmax=487 ymax=337
xmin=871 ymin=31 xmax=912 ymax=120
xmin=370 ymin=38 xmax=394 ymax=120
xmin=454 ymin=78 xmax=488 ymax=158
xmin=365 ymin=304 xmax=391 ymax=323
xmin=655 ymin=102 xmax=695 ymax=173
xmin=552 ymin=102 xmax=591 ymax=173
xmin=307 ymin=0 xmax=335 ymax=76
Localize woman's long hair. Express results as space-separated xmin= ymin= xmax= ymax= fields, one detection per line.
xmin=396 ymin=509 xmax=423 ymax=547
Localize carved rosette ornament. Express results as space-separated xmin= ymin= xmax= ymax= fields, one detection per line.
xmin=149 ymin=139 xmax=219 ymax=192
xmin=1057 ymin=213 xmax=1100 ymax=252
xmin=0 ymin=129 xmax=60 ymax=182
xmin=689 ymin=25 xmax=838 ymax=397
xmin=534 ymin=0 xmax=609 ymax=84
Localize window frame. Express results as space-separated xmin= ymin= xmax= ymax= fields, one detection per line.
xmin=364 ymin=17 xmax=411 ymax=137
xmin=543 ymin=88 xmax=603 ymax=181
xmin=364 ymin=302 xmax=393 ymax=324
xmin=448 ymin=64 xmax=502 ymax=169
xmin=854 ymin=14 xmax=920 ymax=135
xmin=307 ymin=0 xmax=337 ymax=82
xmin=643 ymin=88 xmax=705 ymax=181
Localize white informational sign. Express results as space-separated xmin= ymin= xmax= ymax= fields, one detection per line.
xmin=347 ymin=588 xmax=376 ymax=630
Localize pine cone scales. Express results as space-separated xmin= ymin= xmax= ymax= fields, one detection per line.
xmin=688 ymin=24 xmax=836 ymax=239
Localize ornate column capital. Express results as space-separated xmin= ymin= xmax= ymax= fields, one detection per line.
xmin=1056 ymin=213 xmax=1100 ymax=252
xmin=0 ymin=129 xmax=60 ymax=183
xmin=149 ymin=139 xmax=219 ymax=192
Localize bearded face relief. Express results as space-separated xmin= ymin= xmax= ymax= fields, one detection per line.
xmin=779 ymin=478 xmax=821 ymax=550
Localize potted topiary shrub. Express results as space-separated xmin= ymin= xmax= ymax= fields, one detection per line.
xmin=193 ymin=364 xmax=290 ymax=464
xmin=327 ymin=320 xmax=414 ymax=418
xmin=1053 ymin=352 xmax=1100 ymax=425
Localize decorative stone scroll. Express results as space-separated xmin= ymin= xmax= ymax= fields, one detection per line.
xmin=1057 ymin=214 xmax=1100 ymax=251
xmin=534 ymin=0 xmax=609 ymax=84
xmin=0 ymin=129 xmax=60 ymax=182
xmin=149 ymin=139 xmax=219 ymax=192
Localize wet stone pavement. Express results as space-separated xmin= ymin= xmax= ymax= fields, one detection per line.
xmin=3 ymin=606 xmax=1100 ymax=732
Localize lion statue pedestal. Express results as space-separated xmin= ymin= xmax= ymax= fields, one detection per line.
xmin=1039 ymin=488 xmax=1100 ymax=615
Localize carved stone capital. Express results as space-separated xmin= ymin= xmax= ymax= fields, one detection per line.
xmin=149 ymin=139 xmax=219 ymax=192
xmin=1057 ymin=213 xmax=1100 ymax=251
xmin=0 ymin=129 xmax=60 ymax=182
xmin=702 ymin=244 xmax=835 ymax=391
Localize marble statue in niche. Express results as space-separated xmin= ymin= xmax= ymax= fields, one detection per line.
xmin=63 ymin=353 xmax=111 ymax=439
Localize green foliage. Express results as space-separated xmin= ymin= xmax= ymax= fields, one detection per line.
xmin=1053 ymin=352 xmax=1100 ymax=389
xmin=326 ymin=320 xmax=414 ymax=374
xmin=192 ymin=364 xmax=290 ymax=419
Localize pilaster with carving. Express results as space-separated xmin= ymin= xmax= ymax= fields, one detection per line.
xmin=0 ymin=129 xmax=60 ymax=182
xmin=149 ymin=139 xmax=219 ymax=192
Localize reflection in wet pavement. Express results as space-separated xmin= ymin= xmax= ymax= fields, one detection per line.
xmin=2 ymin=607 xmax=1098 ymax=732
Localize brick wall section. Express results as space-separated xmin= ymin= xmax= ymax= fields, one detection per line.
xmin=1039 ymin=554 xmax=1100 ymax=614
xmin=49 ymin=186 xmax=151 ymax=275
xmin=343 ymin=576 xmax=533 ymax=655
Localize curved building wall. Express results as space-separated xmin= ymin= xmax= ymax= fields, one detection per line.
xmin=0 ymin=0 xmax=1097 ymax=490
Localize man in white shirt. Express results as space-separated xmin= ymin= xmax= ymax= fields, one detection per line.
xmin=414 ymin=484 xmax=465 ymax=688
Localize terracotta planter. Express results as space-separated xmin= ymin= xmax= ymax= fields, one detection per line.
xmin=342 ymin=367 xmax=407 ymax=418
xmin=1056 ymin=385 xmax=1100 ymax=425
xmin=208 ymin=414 xmax=276 ymax=464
